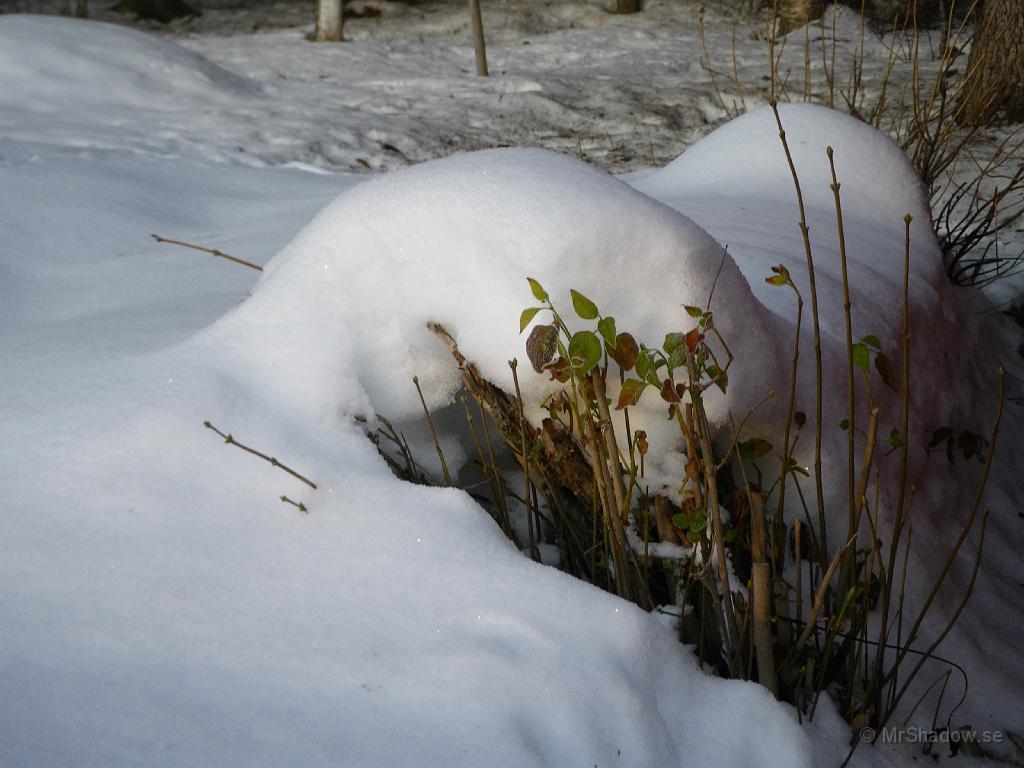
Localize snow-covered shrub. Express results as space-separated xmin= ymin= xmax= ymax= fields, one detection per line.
xmin=207 ymin=104 xmax=1005 ymax=760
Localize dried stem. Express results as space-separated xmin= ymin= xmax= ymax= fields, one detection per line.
xmin=151 ymin=234 xmax=263 ymax=272
xmin=203 ymin=421 xmax=317 ymax=489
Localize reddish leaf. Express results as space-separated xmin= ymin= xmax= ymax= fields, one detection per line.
xmin=607 ymin=332 xmax=640 ymax=371
xmin=660 ymin=378 xmax=681 ymax=403
xmin=684 ymin=328 xmax=703 ymax=354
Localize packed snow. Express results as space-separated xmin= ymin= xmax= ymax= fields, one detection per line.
xmin=1 ymin=6 xmax=1022 ymax=767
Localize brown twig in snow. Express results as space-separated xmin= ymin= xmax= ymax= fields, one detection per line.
xmin=151 ymin=234 xmax=263 ymax=272
xmin=204 ymin=421 xmax=317 ymax=489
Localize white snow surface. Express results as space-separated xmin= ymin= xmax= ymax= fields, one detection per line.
xmin=2 ymin=10 xmax=1023 ymax=768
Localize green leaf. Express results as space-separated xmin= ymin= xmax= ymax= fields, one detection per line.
xmin=887 ymin=428 xmax=903 ymax=449
xmin=706 ymin=364 xmax=728 ymax=394
xmin=527 ymin=277 xmax=548 ymax=302
xmin=839 ymin=418 xmax=850 ymax=431
xmin=688 ymin=508 xmax=708 ymax=534
xmin=667 ymin=346 xmax=686 ymax=370
xmin=685 ymin=305 xmax=704 ymax=318
xmin=567 ymin=330 xmax=602 ymax=373
xmin=526 ymin=324 xmax=559 ymax=373
xmin=862 ymin=334 xmax=881 ymax=350
xmin=607 ymin=332 xmax=639 ymax=371
xmin=738 ymin=437 xmax=773 ymax=463
xmin=852 ymin=342 xmax=870 ymax=373
xmin=570 ymin=289 xmax=599 ymax=320
xmin=663 ymin=332 xmax=686 ymax=355
xmin=598 ymin=316 xmax=617 ymax=347
xmin=635 ymin=350 xmax=657 ymax=384
xmin=671 ymin=512 xmax=689 ymax=530
xmin=519 ymin=307 xmax=541 ymax=332
xmin=616 ymin=378 xmax=648 ymax=410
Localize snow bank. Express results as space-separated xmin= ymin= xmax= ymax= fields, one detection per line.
xmin=0 ymin=15 xmax=263 ymax=161
xmin=0 ymin=15 xmax=261 ymax=107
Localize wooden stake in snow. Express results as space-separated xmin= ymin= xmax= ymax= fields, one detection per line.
xmin=314 ymin=0 xmax=344 ymax=42
xmin=468 ymin=0 xmax=488 ymax=76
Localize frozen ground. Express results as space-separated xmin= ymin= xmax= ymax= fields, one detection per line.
xmin=0 ymin=0 xmax=957 ymax=172
xmin=1 ymin=4 xmax=1022 ymax=767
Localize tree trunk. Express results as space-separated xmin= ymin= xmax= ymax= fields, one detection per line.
xmin=468 ymin=0 xmax=488 ymax=76
xmin=314 ymin=0 xmax=344 ymax=42
xmin=110 ymin=0 xmax=197 ymax=23
xmin=74 ymin=0 xmax=88 ymax=17
xmin=615 ymin=0 xmax=640 ymax=13
xmin=960 ymin=0 xmax=1024 ymax=124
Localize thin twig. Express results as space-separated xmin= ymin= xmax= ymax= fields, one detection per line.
xmin=151 ymin=234 xmax=263 ymax=272
xmin=204 ymin=421 xmax=317 ymax=489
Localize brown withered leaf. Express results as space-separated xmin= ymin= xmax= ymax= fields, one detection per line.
xmin=684 ymin=328 xmax=703 ymax=353
xmin=526 ymin=323 xmax=558 ymax=373
xmin=544 ymin=356 xmax=571 ymax=382
xmin=636 ymin=430 xmax=649 ymax=455
xmin=660 ymin=378 xmax=681 ymax=403
xmin=607 ymin=332 xmax=640 ymax=371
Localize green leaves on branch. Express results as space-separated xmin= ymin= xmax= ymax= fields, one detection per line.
xmin=672 ymin=507 xmax=708 ymax=538
xmin=518 ymin=278 xmax=724 ymax=414
xmin=853 ymin=334 xmax=898 ymax=392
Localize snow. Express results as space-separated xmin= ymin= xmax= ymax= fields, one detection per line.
xmin=0 ymin=141 xmax=830 ymax=767
xmin=1 ymin=6 xmax=1022 ymax=767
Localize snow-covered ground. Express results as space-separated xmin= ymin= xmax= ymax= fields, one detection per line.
xmin=1 ymin=5 xmax=1022 ymax=767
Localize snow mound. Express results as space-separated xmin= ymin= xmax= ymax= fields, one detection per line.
xmin=208 ymin=103 xmax=983 ymax=535
xmin=203 ymin=146 xmax=789 ymax=488
xmin=0 ymin=15 xmax=262 ymax=111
